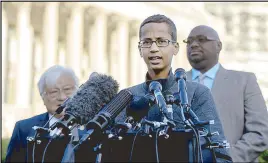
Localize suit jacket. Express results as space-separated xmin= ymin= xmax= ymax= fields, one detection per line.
xmin=5 ymin=112 xmax=49 ymax=162
xmin=5 ymin=112 xmax=89 ymax=162
xmin=116 ymin=70 xmax=231 ymax=162
xmin=187 ymin=65 xmax=268 ymax=162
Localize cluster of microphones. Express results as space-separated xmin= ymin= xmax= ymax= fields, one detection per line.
xmin=29 ymin=68 xmax=230 ymax=162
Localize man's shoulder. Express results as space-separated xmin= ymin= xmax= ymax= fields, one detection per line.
xmin=220 ymin=66 xmax=255 ymax=80
xmin=16 ymin=112 xmax=48 ymax=127
xmin=182 ymin=81 xmax=212 ymax=105
xmin=225 ymin=69 xmax=254 ymax=77
xmin=185 ymin=80 xmax=210 ymax=94
xmin=126 ymin=82 xmax=146 ymax=95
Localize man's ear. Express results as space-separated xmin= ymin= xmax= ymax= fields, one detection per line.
xmin=217 ymin=41 xmax=222 ymax=53
xmin=41 ymin=94 xmax=46 ymax=105
xmin=138 ymin=45 xmax=143 ymax=57
xmin=173 ymin=42 xmax=180 ymax=56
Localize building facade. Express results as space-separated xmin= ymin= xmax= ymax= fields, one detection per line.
xmin=205 ymin=2 xmax=268 ymax=104
xmin=2 ymin=2 xmax=226 ymax=138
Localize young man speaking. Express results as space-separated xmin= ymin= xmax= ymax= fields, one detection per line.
xmin=116 ymin=14 xmax=231 ymax=162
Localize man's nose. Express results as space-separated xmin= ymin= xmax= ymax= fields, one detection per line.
xmin=150 ymin=42 xmax=159 ymax=53
xmin=190 ymin=40 xmax=199 ymax=48
xmin=58 ymin=91 xmax=67 ymax=101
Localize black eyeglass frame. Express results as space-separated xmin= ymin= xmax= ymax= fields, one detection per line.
xmin=138 ymin=39 xmax=177 ymax=48
xmin=183 ymin=35 xmax=218 ymax=45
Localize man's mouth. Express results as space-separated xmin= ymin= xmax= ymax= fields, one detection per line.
xmin=148 ymin=56 xmax=162 ymax=65
xmin=149 ymin=56 xmax=162 ymax=60
xmin=190 ymin=51 xmax=202 ymax=56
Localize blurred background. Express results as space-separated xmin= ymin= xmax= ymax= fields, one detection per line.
xmin=1 ymin=2 xmax=268 ymax=161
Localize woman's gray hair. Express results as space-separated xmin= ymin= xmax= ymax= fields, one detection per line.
xmin=37 ymin=65 xmax=79 ymax=97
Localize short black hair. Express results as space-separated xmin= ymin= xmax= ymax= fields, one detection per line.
xmin=139 ymin=14 xmax=177 ymax=42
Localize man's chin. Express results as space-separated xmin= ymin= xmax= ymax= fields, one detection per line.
xmin=190 ymin=57 xmax=203 ymax=64
xmin=190 ymin=61 xmax=206 ymax=71
xmin=150 ymin=66 xmax=164 ymax=73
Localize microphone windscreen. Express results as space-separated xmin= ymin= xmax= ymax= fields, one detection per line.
xmin=65 ymin=72 xmax=119 ymax=125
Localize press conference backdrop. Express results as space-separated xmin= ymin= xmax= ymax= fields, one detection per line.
xmin=2 ymin=1 xmax=268 ymax=140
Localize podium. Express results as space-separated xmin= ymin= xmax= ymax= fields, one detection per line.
xmin=27 ymin=136 xmax=70 ymax=162
xmin=27 ymin=130 xmax=198 ymax=162
xmin=75 ymin=130 xmax=196 ymax=162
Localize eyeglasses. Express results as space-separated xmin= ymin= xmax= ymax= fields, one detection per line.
xmin=139 ymin=39 xmax=176 ymax=48
xmin=183 ymin=35 xmax=218 ymax=45
xmin=44 ymin=86 xmax=77 ymax=99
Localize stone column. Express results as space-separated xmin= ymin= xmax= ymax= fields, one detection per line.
xmin=2 ymin=2 xmax=18 ymax=104
xmin=2 ymin=9 xmax=7 ymax=103
xmin=129 ymin=21 xmax=143 ymax=86
xmin=116 ymin=18 xmax=129 ymax=89
xmin=43 ymin=2 xmax=59 ymax=69
xmin=30 ymin=3 xmax=45 ymax=113
xmin=57 ymin=2 xmax=70 ymax=66
xmin=87 ymin=7 xmax=108 ymax=74
xmin=16 ymin=2 xmax=33 ymax=107
xmin=106 ymin=14 xmax=119 ymax=82
xmin=66 ymin=3 xmax=84 ymax=79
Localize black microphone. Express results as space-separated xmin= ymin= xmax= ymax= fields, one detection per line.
xmin=149 ymin=81 xmax=168 ymax=117
xmin=126 ymin=93 xmax=155 ymax=122
xmin=50 ymin=72 xmax=119 ymax=138
xmin=79 ymin=89 xmax=133 ymax=143
xmin=56 ymin=98 xmax=70 ymax=114
xmin=174 ymin=68 xmax=189 ymax=111
xmin=164 ymin=91 xmax=174 ymax=121
xmin=32 ymin=98 xmax=71 ymax=136
xmin=85 ymin=89 xmax=133 ymax=131
xmin=174 ymin=68 xmax=210 ymax=127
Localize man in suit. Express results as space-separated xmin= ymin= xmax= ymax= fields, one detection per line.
xmin=116 ymin=14 xmax=231 ymax=162
xmin=5 ymin=65 xmax=79 ymax=162
xmin=185 ymin=25 xmax=268 ymax=162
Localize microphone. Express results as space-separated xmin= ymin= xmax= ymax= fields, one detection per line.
xmin=79 ymin=89 xmax=133 ymax=143
xmin=56 ymin=98 xmax=70 ymax=114
xmin=50 ymin=72 xmax=119 ymax=138
xmin=164 ymin=91 xmax=174 ymax=121
xmin=174 ymin=68 xmax=189 ymax=111
xmin=174 ymin=68 xmax=210 ymax=127
xmin=32 ymin=98 xmax=71 ymax=136
xmin=126 ymin=93 xmax=155 ymax=122
xmin=148 ymin=81 xmax=168 ymax=118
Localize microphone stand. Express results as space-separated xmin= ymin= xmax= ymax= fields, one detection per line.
xmin=27 ymin=102 xmax=67 ymax=163
xmin=173 ymin=94 xmax=230 ymax=163
xmin=27 ymin=113 xmax=57 ymax=163
xmin=61 ymin=127 xmax=80 ymax=163
xmin=94 ymin=117 xmax=134 ymax=163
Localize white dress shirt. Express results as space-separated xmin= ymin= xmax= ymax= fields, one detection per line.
xmin=49 ymin=114 xmax=60 ymax=136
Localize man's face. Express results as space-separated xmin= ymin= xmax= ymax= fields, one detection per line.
xmin=42 ymin=73 xmax=77 ymax=117
xmin=139 ymin=22 xmax=179 ymax=74
xmin=186 ymin=26 xmax=221 ymax=72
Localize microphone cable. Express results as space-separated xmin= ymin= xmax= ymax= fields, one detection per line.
xmin=32 ymin=112 xmax=58 ymax=163
xmin=155 ymin=128 xmax=161 ymax=163
xmin=169 ymin=105 xmax=202 ymax=163
xmin=41 ymin=138 xmax=53 ymax=163
xmin=32 ymin=104 xmax=65 ymax=163
xmin=187 ymin=124 xmax=199 ymax=162
xmin=197 ymin=129 xmax=204 ymax=163
xmin=129 ymin=129 xmax=142 ymax=162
